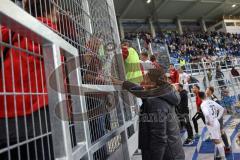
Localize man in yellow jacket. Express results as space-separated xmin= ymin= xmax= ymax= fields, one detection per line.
xmin=121 ymin=41 xmax=143 ymax=84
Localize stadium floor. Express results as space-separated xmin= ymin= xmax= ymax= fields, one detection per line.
xmin=132 ymin=115 xmax=240 ymax=160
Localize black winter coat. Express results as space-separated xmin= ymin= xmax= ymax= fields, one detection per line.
xmin=123 ymin=81 xmax=185 ymax=160
xmin=177 ymin=90 xmax=189 ymax=114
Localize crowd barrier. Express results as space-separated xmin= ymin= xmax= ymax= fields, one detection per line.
xmin=176 ymin=59 xmax=240 ymax=117
xmin=0 ymin=0 xmax=139 ymax=160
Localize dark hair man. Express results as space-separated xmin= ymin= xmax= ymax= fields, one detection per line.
xmin=140 ymin=52 xmax=153 ymax=74
xmin=112 ymin=68 xmax=185 ymax=160
xmin=231 ymin=67 xmax=240 ymax=83
xmin=121 ymin=40 xmax=143 ymax=83
xmin=150 ymin=55 xmax=161 ymax=69
xmin=199 ymin=92 xmax=225 ymax=160
xmin=231 ymin=67 xmax=240 ymax=77
xmin=206 ymin=87 xmax=231 ymax=153
xmin=192 ymin=85 xmax=205 ymax=138
xmin=175 ymin=84 xmax=194 ymax=145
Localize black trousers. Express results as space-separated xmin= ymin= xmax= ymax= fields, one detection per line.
xmin=0 ymin=107 xmax=54 ymax=160
xmin=180 ymin=114 xmax=194 ymax=139
xmin=192 ymin=111 xmax=205 ymax=134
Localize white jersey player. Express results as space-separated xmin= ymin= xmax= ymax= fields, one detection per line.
xmin=199 ymin=92 xmax=226 ymax=160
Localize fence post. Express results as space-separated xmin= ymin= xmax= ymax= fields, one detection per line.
xmin=82 ymin=0 xmax=93 ymax=36
xmin=106 ymin=0 xmax=132 ymax=159
xmin=201 ymin=59 xmax=210 ymax=88
xmin=43 ymin=44 xmax=73 ymax=160
xmin=136 ymin=37 xmax=142 ymax=53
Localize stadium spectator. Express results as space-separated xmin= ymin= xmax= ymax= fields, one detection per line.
xmin=231 ymin=67 xmax=240 ymax=77
xmin=112 ymin=68 xmax=185 ymax=160
xmin=140 ymin=52 xmax=153 ymax=74
xmin=231 ymin=67 xmax=240 ymax=83
xmin=237 ymin=134 xmax=240 ymax=146
xmin=205 ymin=87 xmax=231 ymax=153
xmin=216 ymin=64 xmax=225 ymax=88
xmin=175 ymin=84 xmax=194 ymax=145
xmin=0 ymin=0 xmax=57 ymax=159
xmin=192 ymin=85 xmax=205 ymax=138
xmin=122 ymin=40 xmax=143 ymax=83
xmin=178 ymin=67 xmax=190 ymax=85
xmin=150 ymin=55 xmax=161 ymax=69
xmin=125 ymin=31 xmax=240 ymax=65
xmin=169 ymin=64 xmax=179 ymax=84
xmin=203 ymin=69 xmax=212 ymax=89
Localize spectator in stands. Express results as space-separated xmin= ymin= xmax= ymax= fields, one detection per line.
xmin=192 ymin=85 xmax=205 ymax=138
xmin=175 ymin=84 xmax=194 ymax=145
xmin=0 ymin=0 xmax=57 ymax=159
xmin=231 ymin=67 xmax=240 ymax=83
xmin=178 ymin=67 xmax=190 ymax=85
xmin=237 ymin=134 xmax=240 ymax=146
xmin=150 ymin=55 xmax=161 ymax=69
xmin=205 ymin=87 xmax=231 ymax=153
xmin=122 ymin=40 xmax=143 ymax=83
xmin=203 ymin=69 xmax=212 ymax=89
xmin=125 ymin=31 xmax=240 ymax=65
xmin=140 ymin=52 xmax=153 ymax=74
xmin=231 ymin=67 xmax=240 ymax=77
xmin=112 ymin=68 xmax=185 ymax=160
xmin=216 ymin=64 xmax=225 ymax=89
xmin=169 ymin=64 xmax=179 ymax=84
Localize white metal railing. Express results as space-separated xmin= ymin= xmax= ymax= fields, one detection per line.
xmin=178 ymin=59 xmax=240 ymax=116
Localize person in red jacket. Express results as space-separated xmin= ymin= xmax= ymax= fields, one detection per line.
xmin=192 ymin=85 xmax=206 ymax=138
xmin=0 ymin=0 xmax=58 ymax=159
xmin=169 ymin=64 xmax=179 ymax=84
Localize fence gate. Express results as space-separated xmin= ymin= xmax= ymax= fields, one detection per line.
xmin=0 ymin=0 xmax=139 ymax=160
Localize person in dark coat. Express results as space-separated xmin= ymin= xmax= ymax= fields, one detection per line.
xmin=176 ymin=84 xmax=194 ymax=145
xmin=231 ymin=67 xmax=240 ymax=83
xmin=216 ymin=64 xmax=225 ymax=88
xmin=112 ymin=68 xmax=185 ymax=160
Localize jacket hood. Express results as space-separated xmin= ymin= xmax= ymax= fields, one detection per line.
xmin=158 ymin=87 xmax=181 ymax=106
xmin=126 ymin=82 xmax=181 ymax=106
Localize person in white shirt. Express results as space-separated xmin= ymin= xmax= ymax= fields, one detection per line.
xmin=206 ymin=87 xmax=231 ymax=153
xmin=178 ymin=67 xmax=190 ymax=85
xmin=140 ymin=52 xmax=154 ymax=75
xmin=199 ymin=92 xmax=226 ymax=160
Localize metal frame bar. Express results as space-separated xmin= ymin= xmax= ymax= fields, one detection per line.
xmin=0 ymin=0 xmax=139 ymax=160
xmin=0 ymin=0 xmax=78 ymax=56
xmin=43 ymin=44 xmax=74 ymax=159
xmin=0 ymin=1 xmax=78 ymax=159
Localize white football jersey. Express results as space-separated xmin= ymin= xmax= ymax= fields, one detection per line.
xmin=201 ymin=99 xmax=224 ymax=125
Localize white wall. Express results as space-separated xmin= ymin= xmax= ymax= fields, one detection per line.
xmin=208 ymin=19 xmax=240 ymax=34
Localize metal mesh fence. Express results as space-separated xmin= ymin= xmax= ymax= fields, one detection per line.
xmin=0 ymin=0 xmax=137 ymax=160
xmin=0 ymin=25 xmax=54 ymax=160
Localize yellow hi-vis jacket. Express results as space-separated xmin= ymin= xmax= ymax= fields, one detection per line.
xmin=124 ymin=47 xmax=143 ymax=84
xmin=180 ymin=59 xmax=186 ymax=67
